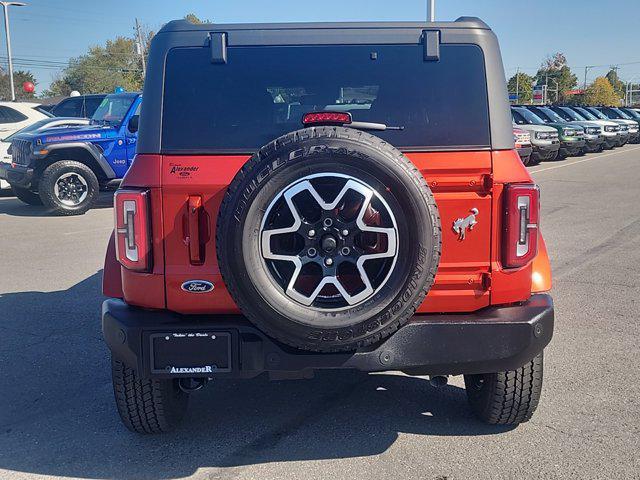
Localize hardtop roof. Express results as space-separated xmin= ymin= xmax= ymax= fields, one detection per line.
xmin=137 ymin=15 xmax=514 ymax=153
xmin=157 ymin=17 xmax=491 ymax=34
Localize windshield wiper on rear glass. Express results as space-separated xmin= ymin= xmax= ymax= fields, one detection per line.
xmin=349 ymin=121 xmax=405 ymax=131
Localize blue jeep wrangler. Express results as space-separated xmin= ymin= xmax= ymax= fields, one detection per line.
xmin=0 ymin=92 xmax=142 ymax=215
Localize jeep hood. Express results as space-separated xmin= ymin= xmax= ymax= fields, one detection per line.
xmin=14 ymin=124 xmax=117 ymax=144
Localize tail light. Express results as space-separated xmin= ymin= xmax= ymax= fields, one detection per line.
xmin=114 ymin=189 xmax=152 ymax=272
xmin=502 ymin=184 xmax=539 ymax=268
xmin=303 ymin=111 xmax=352 ymax=126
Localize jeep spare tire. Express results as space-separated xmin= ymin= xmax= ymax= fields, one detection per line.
xmin=217 ymin=127 xmax=441 ymax=352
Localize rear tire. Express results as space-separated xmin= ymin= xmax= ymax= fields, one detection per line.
xmin=217 ymin=126 xmax=441 ymax=352
xmin=38 ymin=160 xmax=99 ymax=215
xmin=464 ymin=352 xmax=543 ymax=425
xmin=111 ymin=358 xmax=189 ymax=434
xmin=11 ymin=186 xmax=43 ymax=205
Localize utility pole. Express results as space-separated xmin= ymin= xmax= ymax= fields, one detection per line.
xmin=583 ymin=65 xmax=594 ymax=92
xmin=0 ymin=1 xmax=26 ymax=102
xmin=134 ymin=18 xmax=146 ymax=78
xmin=428 ymin=0 xmax=435 ymax=22
xmin=549 ymin=78 xmax=559 ymax=104
xmin=544 ymin=73 xmax=548 ymax=104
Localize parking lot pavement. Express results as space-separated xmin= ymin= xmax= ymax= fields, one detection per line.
xmin=0 ymin=145 xmax=639 ymax=480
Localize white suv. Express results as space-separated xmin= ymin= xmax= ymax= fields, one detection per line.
xmin=0 ymin=102 xmax=51 ymax=190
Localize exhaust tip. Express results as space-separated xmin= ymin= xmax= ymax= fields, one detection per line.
xmin=429 ymin=375 xmax=448 ymax=388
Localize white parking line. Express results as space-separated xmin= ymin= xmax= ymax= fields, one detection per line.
xmin=529 ymin=145 xmax=640 ymax=174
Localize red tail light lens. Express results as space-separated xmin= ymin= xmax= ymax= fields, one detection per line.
xmin=114 ymin=189 xmax=151 ymax=272
xmin=303 ymin=111 xmax=352 ymax=126
xmin=502 ymin=184 xmax=540 ymax=269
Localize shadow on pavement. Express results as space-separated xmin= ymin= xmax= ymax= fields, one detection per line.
xmin=0 ymin=191 xmax=114 ymax=217
xmin=0 ymin=272 xmax=512 ymax=480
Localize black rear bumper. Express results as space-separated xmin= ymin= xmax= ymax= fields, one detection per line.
xmin=102 ymin=294 xmax=554 ymax=379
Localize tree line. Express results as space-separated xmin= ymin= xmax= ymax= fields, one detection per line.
xmin=0 ymin=14 xmax=208 ymax=101
xmin=507 ymin=52 xmax=631 ymax=106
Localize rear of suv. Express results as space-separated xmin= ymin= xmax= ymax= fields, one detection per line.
xmin=102 ymin=18 xmax=554 ymax=434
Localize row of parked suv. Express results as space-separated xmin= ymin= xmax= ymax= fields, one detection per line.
xmin=512 ymin=105 xmax=640 ymax=166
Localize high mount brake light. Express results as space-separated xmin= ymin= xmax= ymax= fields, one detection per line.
xmin=114 ymin=189 xmax=152 ymax=272
xmin=302 ymin=111 xmax=352 ymax=126
xmin=502 ymin=184 xmax=540 ymax=269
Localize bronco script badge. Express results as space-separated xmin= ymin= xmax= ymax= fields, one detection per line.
xmin=181 ymin=280 xmax=215 ymax=293
xmin=452 ymin=208 xmax=479 ymax=240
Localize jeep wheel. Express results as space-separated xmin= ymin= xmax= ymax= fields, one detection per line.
xmin=217 ymin=127 xmax=441 ymax=352
xmin=464 ymin=352 xmax=544 ymax=425
xmin=38 ymin=160 xmax=99 ymax=215
xmin=11 ymin=186 xmax=43 ymax=205
xmin=111 ymin=358 xmax=189 ymax=434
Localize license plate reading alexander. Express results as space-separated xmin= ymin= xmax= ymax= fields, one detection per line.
xmin=150 ymin=331 xmax=232 ymax=374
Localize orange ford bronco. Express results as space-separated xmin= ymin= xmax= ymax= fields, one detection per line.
xmin=102 ymin=17 xmax=554 ymax=434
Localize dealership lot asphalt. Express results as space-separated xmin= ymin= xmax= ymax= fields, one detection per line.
xmin=1 ymin=145 xmax=639 ymax=480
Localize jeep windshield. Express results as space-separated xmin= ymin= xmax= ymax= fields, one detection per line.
xmin=161 ymin=43 xmax=491 ymax=153
xmin=91 ymin=95 xmax=136 ymax=126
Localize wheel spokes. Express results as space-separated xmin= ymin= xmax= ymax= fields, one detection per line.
xmin=260 ymin=174 xmax=398 ymax=309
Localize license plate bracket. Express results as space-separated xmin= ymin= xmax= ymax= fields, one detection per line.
xmin=150 ymin=331 xmax=232 ymax=375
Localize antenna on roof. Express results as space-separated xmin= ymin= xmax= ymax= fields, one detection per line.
xmin=428 ymin=0 xmax=435 ymax=21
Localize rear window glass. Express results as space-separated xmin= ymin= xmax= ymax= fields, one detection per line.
xmin=162 ymin=44 xmax=490 ymax=153
xmin=52 ymin=98 xmax=82 ymax=117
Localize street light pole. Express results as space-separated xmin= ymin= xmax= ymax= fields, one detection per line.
xmin=583 ymin=65 xmax=594 ymax=92
xmin=428 ymin=0 xmax=435 ymax=22
xmin=0 ymin=1 xmax=26 ymax=102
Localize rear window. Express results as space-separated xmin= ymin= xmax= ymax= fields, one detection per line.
xmin=0 ymin=106 xmax=28 ymax=123
xmin=162 ymin=44 xmax=490 ymax=153
xmin=52 ymin=98 xmax=82 ymax=117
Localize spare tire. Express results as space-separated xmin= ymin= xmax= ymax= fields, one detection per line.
xmin=217 ymin=127 xmax=441 ymax=352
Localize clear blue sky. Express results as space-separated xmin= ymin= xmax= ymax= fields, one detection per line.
xmin=4 ymin=0 xmax=640 ymax=94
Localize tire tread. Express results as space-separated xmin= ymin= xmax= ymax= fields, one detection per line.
xmin=111 ymin=358 xmax=188 ymax=434
xmin=216 ymin=126 xmax=441 ymax=352
xmin=465 ymin=352 xmax=544 ymax=425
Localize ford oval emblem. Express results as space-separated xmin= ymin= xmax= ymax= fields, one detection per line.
xmin=181 ymin=280 xmax=214 ymax=293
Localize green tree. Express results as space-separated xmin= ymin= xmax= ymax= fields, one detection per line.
xmin=0 ymin=70 xmax=37 ymax=101
xmin=184 ymin=13 xmax=211 ymax=24
xmin=507 ymin=72 xmax=534 ymax=103
xmin=43 ymin=15 xmax=210 ymax=98
xmin=43 ymin=37 xmax=143 ymax=97
xmin=535 ymin=52 xmax=578 ymax=104
xmin=584 ymin=77 xmax=621 ymax=106
xmin=605 ymin=69 xmax=625 ymax=99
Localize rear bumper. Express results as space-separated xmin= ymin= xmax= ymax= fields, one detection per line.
xmin=102 ymin=294 xmax=554 ymax=379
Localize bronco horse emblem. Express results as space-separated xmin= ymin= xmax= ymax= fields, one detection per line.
xmin=452 ymin=208 xmax=479 ymax=240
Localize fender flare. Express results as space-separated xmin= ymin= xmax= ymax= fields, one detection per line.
xmin=41 ymin=142 xmax=116 ymax=179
